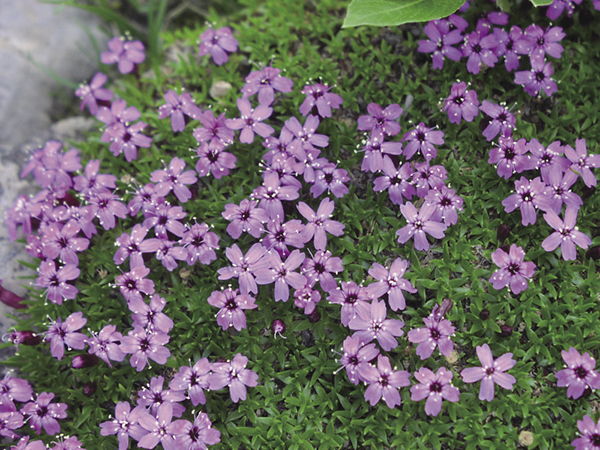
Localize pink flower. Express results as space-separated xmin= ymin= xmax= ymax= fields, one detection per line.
xmin=150 ymin=157 xmax=198 ymax=203
xmin=115 ymin=266 xmax=155 ymax=303
xmin=348 ymin=299 xmax=404 ymax=352
xmin=254 ymin=249 xmax=307 ymax=302
xmin=21 ymin=392 xmax=67 ymax=435
xmin=396 ymin=202 xmax=447 ymax=251
xmin=75 ymin=72 xmax=112 ymax=115
xmin=442 ymin=81 xmax=479 ymax=124
xmin=489 ymin=244 xmax=536 ymax=295
xmin=101 ymin=37 xmax=145 ymax=74
xmin=572 ymin=415 xmax=600 ymax=450
xmin=207 ymin=287 xmax=257 ymax=331
xmin=222 ymin=199 xmax=268 ymax=239
xmin=299 ymin=83 xmax=343 ymax=118
xmin=564 ymin=138 xmax=600 ymax=188
xmin=99 ymin=402 xmax=147 ymax=450
xmin=36 ymin=260 xmax=80 ymax=304
xmin=555 ymin=347 xmax=600 ymax=399
xmin=357 ymin=103 xmax=402 ymax=139
xmin=542 ymin=208 xmax=591 ymax=261
xmin=170 ymin=358 xmax=212 ymax=406
xmin=173 ymin=412 xmax=221 ymax=449
xmin=45 ymin=312 xmax=87 ymax=360
xmin=209 ymin=353 xmax=259 ymax=403
xmin=198 ymin=27 xmax=238 ymax=65
xmin=217 ymin=243 xmax=269 ymax=295
xmin=410 ymin=367 xmax=460 ymax=417
xmin=460 ymin=344 xmax=516 ymax=401
xmin=338 ymin=335 xmax=379 ymax=385
xmin=129 ymin=294 xmax=174 ymax=334
xmin=366 ymin=258 xmax=417 ymax=312
xmin=120 ymin=326 xmax=171 ymax=372
xmin=242 ymin=66 xmax=294 ymax=106
xmin=362 ymin=355 xmax=410 ymax=409
xmin=225 ymin=97 xmax=274 ymax=144
xmin=297 ymin=198 xmax=345 ymax=250
xmin=408 ymin=309 xmax=455 ymax=360
xmin=158 ymin=90 xmax=202 ymax=132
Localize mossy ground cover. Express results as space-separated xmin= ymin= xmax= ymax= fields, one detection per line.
xmin=3 ymin=0 xmax=600 ymax=449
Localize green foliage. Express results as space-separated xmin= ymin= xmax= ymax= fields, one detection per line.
xmin=5 ymin=0 xmax=600 ymax=449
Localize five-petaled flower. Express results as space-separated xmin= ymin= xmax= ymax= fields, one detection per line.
xmin=572 ymin=415 xmax=600 ymax=450
xmin=555 ymin=347 xmax=600 ymax=399
xmin=460 ymin=344 xmax=516 ymax=401
xmin=410 ymin=367 xmax=460 ymax=417
xmin=489 ymin=244 xmax=536 ymax=295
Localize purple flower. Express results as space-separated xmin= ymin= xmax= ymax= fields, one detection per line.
xmin=120 ymin=326 xmax=171 ymax=372
xmin=128 ymin=183 xmax=161 ymax=216
xmin=101 ymin=37 xmax=145 ymax=74
xmin=501 ymin=176 xmax=551 ymax=226
xmin=366 ymin=258 xmax=417 ymax=312
xmin=284 ymin=115 xmax=329 ymax=152
xmin=225 ymin=97 xmax=274 ymax=144
xmin=572 ymin=415 xmax=600 ymax=450
xmin=461 ymin=344 xmax=516 ymax=401
xmin=40 ymin=222 xmax=89 ymax=265
xmin=143 ymin=203 xmax=187 ymax=238
xmin=115 ymin=265 xmax=155 ymax=303
xmin=528 ymin=139 xmax=570 ymax=179
xmin=418 ymin=20 xmax=463 ymax=70
xmin=73 ymin=159 xmax=117 ymax=198
xmin=402 ymin=122 xmax=444 ymax=161
xmin=252 ymin=172 xmax=300 ymax=221
xmin=412 ymin=161 xmax=448 ymax=197
xmin=360 ymin=134 xmax=403 ymax=173
xmin=293 ymin=284 xmax=321 ymax=315
xmin=209 ymin=353 xmax=259 ymax=403
xmin=565 ymin=138 xmax=600 ymax=188
xmin=86 ymin=324 xmax=125 ymax=367
xmin=114 ymin=224 xmax=152 ymax=269
xmin=0 ymin=374 xmax=33 ymax=406
xmin=373 ymin=156 xmax=414 ymax=205
xmin=396 ymin=202 xmax=447 ymax=251
xmin=408 ymin=309 xmax=455 ymax=360
xmin=45 ymin=312 xmax=87 ymax=361
xmin=25 ymin=141 xmax=81 ymax=193
xmin=10 ymin=437 xmax=47 ymax=450
xmin=88 ymin=191 xmax=129 ymax=230
xmin=410 ymin=367 xmax=460 ymax=417
xmin=218 ymin=243 xmax=269 ymax=295
xmin=255 ymin=249 xmax=307 ymax=302
xmin=147 ymin=237 xmax=188 ymax=271
xmin=542 ymin=208 xmax=591 ymax=261
xmin=172 ymin=412 xmax=221 ymax=450
xmin=129 ymin=294 xmax=174 ymax=334
xmin=488 ymin=136 xmax=535 ymax=179
xmin=262 ymin=218 xmax=306 ymax=257
xmin=137 ymin=375 xmax=186 ymax=418
xmin=522 ymin=25 xmax=565 ymax=63
xmin=547 ymin=0 xmax=582 ymax=19
xmin=21 ymin=392 xmax=67 ymax=435
xmin=242 ymin=66 xmax=294 ymax=106
xmin=222 ymin=199 xmax=267 ymax=239
xmin=338 ymin=336 xmax=379 ymax=385
xmin=489 ymin=244 xmax=536 ymax=295
xmin=36 ymin=260 xmax=79 ymax=305
xmin=108 ymin=120 xmax=152 ymax=162
xmin=137 ymin=403 xmax=184 ymax=450
xmin=99 ymin=402 xmax=147 ymax=450
xmin=297 ymin=198 xmax=345 ymax=251
xmin=311 ymin=163 xmax=349 ymax=198
xmin=150 ymin=157 xmax=197 ymax=203
xmin=480 ymin=101 xmax=516 ymax=141
xmin=0 ymin=407 xmax=23 ymax=439
xmin=195 ymin=140 xmax=237 ymax=179
xmin=180 ymin=221 xmax=220 ymax=266
xmin=424 ymin=186 xmax=463 ymax=226
xmin=299 ymin=83 xmax=343 ymax=118
xmin=515 ymin=57 xmax=557 ymax=97
xmin=357 ymin=103 xmax=402 ymax=139
xmin=302 ymin=250 xmax=343 ymax=292
xmin=158 ymin=90 xmax=202 ymax=132
xmin=461 ymin=30 xmax=499 ymax=75
xmin=169 ymin=358 xmax=212 ymax=406
xmin=543 ymin=165 xmax=582 ymax=214
xmin=348 ymin=299 xmax=404 ymax=351
xmin=442 ymin=81 xmax=479 ymax=124
xmin=208 ymin=287 xmax=257 ymax=331
xmin=75 ymin=72 xmax=112 ymax=115
xmin=198 ymin=27 xmax=238 ymax=65
xmin=555 ymin=347 xmax=600 ymax=399
xmin=193 ymin=110 xmax=234 ymax=146
xmin=362 ymin=355 xmax=410 ymax=409
xmin=327 ymin=281 xmax=371 ymax=327
xmin=97 ymin=99 xmax=140 ymax=137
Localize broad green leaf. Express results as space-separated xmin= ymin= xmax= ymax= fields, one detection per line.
xmin=530 ymin=0 xmax=553 ymax=5
xmin=343 ymin=0 xmax=465 ymax=28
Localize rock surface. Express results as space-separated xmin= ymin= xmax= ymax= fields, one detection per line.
xmin=0 ymin=0 xmax=106 ymax=365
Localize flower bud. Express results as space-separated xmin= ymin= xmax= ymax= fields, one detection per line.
xmin=499 ymin=244 xmax=510 ymax=254
xmin=82 ymin=382 xmax=97 ymax=396
xmin=586 ymin=246 xmax=600 ymax=261
xmin=7 ymin=330 xmax=42 ymax=346
xmin=0 ymin=284 xmax=26 ymax=309
xmin=497 ymin=225 xmax=511 ymax=243
xmin=499 ymin=324 xmax=513 ymax=337
xmin=271 ymin=319 xmax=286 ymax=338
xmin=72 ymin=354 xmax=99 ymax=369
xmin=308 ymin=310 xmax=321 ymax=323
xmin=479 ymin=309 xmax=490 ymax=320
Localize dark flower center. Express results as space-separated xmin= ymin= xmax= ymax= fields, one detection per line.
xmin=123 ymin=132 xmax=131 ymax=143
xmin=414 ymin=220 xmax=423 ymax=230
xmin=508 ymin=263 xmax=520 ymax=275
xmin=591 ymin=434 xmax=600 ymax=446
xmin=240 ymin=210 xmax=250 ymax=221
xmin=153 ymin=393 xmax=163 ymax=404
xmin=535 ymin=71 xmax=545 ymax=82
xmin=437 ymin=40 xmax=444 ymax=50
xmin=313 ymin=90 xmax=323 ymax=99
xmin=158 ymin=215 xmax=168 ymax=225
xmin=226 ymin=299 xmax=237 ymax=310
xmin=349 ymin=356 xmax=359 ymax=365
xmin=504 ymin=147 xmax=515 ymax=160
xmin=441 ymin=198 xmax=451 ymax=206
xmin=140 ymin=338 xmax=150 ymax=352
xmin=430 ymin=382 xmax=442 ymax=393
xmin=498 ymin=113 xmax=507 ymax=122
xmin=58 ymin=237 xmax=69 ymax=248
xmin=314 ymin=262 xmax=325 ymax=274
xmin=275 ymin=230 xmax=286 ymax=242
xmin=189 ymin=426 xmax=200 ymax=442
xmin=506 ymin=40 xmax=514 ymax=51
xmin=576 ymin=366 xmax=588 ymax=379
xmin=537 ymin=37 xmax=545 ymax=46
xmin=522 ymin=192 xmax=532 ymax=202
xmin=390 ymin=176 xmax=400 ymax=185
xmin=324 ymin=173 xmax=334 ymax=184
xmin=37 ymin=406 xmax=48 ymax=417
xmin=454 ymin=96 xmax=464 ymax=105
xmin=377 ymin=117 xmax=385 ymax=125
xmin=380 ymin=375 xmax=389 ymax=387
xmin=128 ymin=243 xmax=139 ymax=252
xmin=486 ymin=367 xmax=495 ymax=376
xmin=416 ymin=131 xmax=426 ymax=142
xmin=246 ymin=118 xmax=254 ymax=126
xmin=49 ymin=275 xmax=60 ymax=287
xmin=542 ymin=154 xmax=552 ymax=164
xmin=430 ymin=328 xmax=440 ymax=340
xmin=346 ymin=294 xmax=358 ymax=304
xmin=190 ymin=374 xmax=199 ymax=386
xmin=473 ymin=44 xmax=482 ymax=53
xmin=260 ymin=78 xmax=271 ymax=85
xmin=208 ymin=150 xmax=219 ymax=163
xmin=555 ymin=187 xmax=564 ymax=196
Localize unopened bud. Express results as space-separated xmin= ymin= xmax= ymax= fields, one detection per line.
xmin=82 ymin=381 xmax=97 ymax=396
xmin=72 ymin=354 xmax=99 ymax=369
xmin=0 ymin=284 xmax=26 ymax=309
xmin=499 ymin=244 xmax=510 ymax=254
xmin=271 ymin=319 xmax=286 ymax=338
xmin=7 ymin=330 xmax=42 ymax=346
xmin=479 ymin=309 xmax=490 ymax=320
xmin=308 ymin=310 xmax=321 ymax=323
xmin=499 ymin=324 xmax=513 ymax=337
xmin=497 ymin=225 xmax=511 ymax=243
xmin=586 ymin=246 xmax=600 ymax=261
